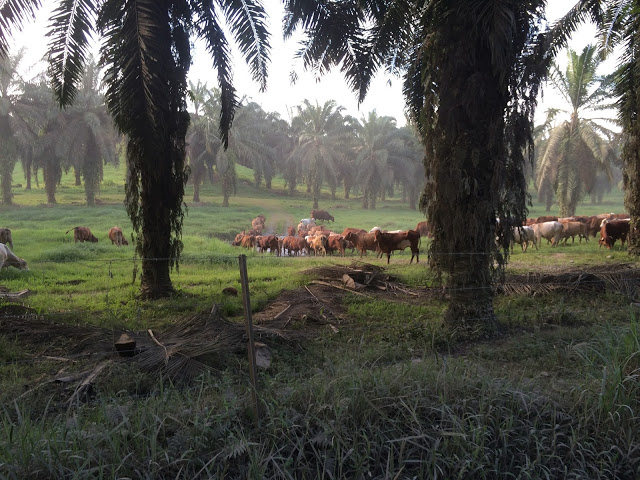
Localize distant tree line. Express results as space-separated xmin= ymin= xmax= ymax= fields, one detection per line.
xmin=0 ymin=55 xmax=424 ymax=210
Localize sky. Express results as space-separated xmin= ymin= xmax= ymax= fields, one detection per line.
xmin=7 ymin=1 xmax=613 ymax=126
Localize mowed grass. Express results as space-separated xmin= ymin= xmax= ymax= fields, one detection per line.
xmin=3 ymin=161 xmax=640 ymax=478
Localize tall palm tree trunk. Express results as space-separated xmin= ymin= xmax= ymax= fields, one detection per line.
xmin=423 ymin=23 xmax=513 ymax=337
xmin=139 ymin=158 xmax=175 ymax=298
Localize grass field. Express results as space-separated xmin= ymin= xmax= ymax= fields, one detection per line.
xmin=1 ymin=162 xmax=640 ymax=478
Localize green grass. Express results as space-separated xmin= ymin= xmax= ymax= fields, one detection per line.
xmin=1 ymin=161 xmax=639 ymax=479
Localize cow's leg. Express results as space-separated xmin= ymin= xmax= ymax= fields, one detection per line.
xmin=387 ymin=252 xmax=391 ymax=264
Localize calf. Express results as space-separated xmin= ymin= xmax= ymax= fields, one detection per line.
xmin=599 ymin=220 xmax=630 ymax=249
xmin=108 ymin=226 xmax=128 ymax=246
xmin=0 ymin=244 xmax=28 ymax=270
xmin=66 ymin=226 xmax=98 ymax=243
xmin=307 ymin=235 xmax=329 ymax=256
xmin=373 ymin=230 xmax=420 ymax=264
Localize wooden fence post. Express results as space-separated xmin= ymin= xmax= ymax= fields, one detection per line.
xmin=238 ymin=254 xmax=260 ymax=422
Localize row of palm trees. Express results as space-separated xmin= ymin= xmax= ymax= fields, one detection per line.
xmin=2 ymin=55 xmax=423 ymax=210
xmin=0 ymin=51 xmax=117 ymax=205
xmin=187 ymin=82 xmax=426 ymax=209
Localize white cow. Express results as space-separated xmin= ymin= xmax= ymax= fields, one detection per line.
xmin=0 ymin=244 xmax=28 ymax=270
xmin=511 ymin=226 xmax=537 ymax=252
xmin=531 ymin=221 xmax=563 ymax=247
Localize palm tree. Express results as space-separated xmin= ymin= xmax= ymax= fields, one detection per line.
xmin=534 ymin=46 xmax=618 ymax=217
xmin=353 ymin=112 xmax=396 ymax=209
xmin=0 ymin=49 xmax=42 ymax=204
xmin=1 ymin=1 xmax=270 ymax=298
xmin=388 ymin=125 xmax=424 ymax=210
xmin=187 ymin=84 xmax=216 ymax=203
xmin=54 ymin=58 xmax=118 ymax=205
xmin=288 ymin=99 xmax=350 ymax=209
xmin=284 ymin=0 xmax=565 ymax=335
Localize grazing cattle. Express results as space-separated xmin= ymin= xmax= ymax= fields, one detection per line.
xmin=585 ymin=216 xmax=604 ymax=238
xmin=282 ymin=236 xmax=303 ymax=256
xmin=560 ymin=221 xmax=589 ymax=245
xmin=373 ymin=230 xmax=420 ymax=264
xmin=415 ymin=221 xmax=432 ymax=238
xmin=108 ymin=226 xmax=128 ymax=246
xmin=257 ymin=235 xmax=280 ymax=255
xmin=344 ymin=231 xmax=378 ymax=257
xmin=310 ymin=209 xmax=335 ymax=223
xmin=66 ymin=226 xmax=98 ymax=243
xmin=0 ymin=228 xmax=13 ymax=249
xmin=326 ymin=235 xmax=347 ymax=256
xmin=511 ymin=226 xmax=537 ymax=252
xmin=531 ymin=221 xmax=563 ymax=247
xmin=232 ymin=233 xmax=245 ymax=246
xmin=535 ymin=215 xmax=558 ymax=224
xmin=0 ymin=244 xmax=28 ymax=270
xmin=307 ymin=235 xmax=329 ymax=256
xmin=240 ymin=235 xmax=256 ymax=250
xmin=599 ymin=220 xmax=630 ymax=249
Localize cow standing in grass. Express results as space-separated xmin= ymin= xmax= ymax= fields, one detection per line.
xmin=67 ymin=227 xmax=98 ymax=243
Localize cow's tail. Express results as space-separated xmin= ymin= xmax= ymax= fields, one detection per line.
xmin=65 ymin=227 xmax=79 ymax=235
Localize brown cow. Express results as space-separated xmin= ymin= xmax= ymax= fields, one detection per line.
xmin=560 ymin=222 xmax=589 ymax=245
xmin=241 ymin=235 xmax=256 ymax=250
xmin=66 ymin=226 xmax=98 ymax=243
xmin=232 ymin=232 xmax=245 ymax=246
xmin=0 ymin=228 xmax=13 ymax=249
xmin=108 ymin=226 xmax=128 ymax=246
xmin=310 ymin=209 xmax=335 ymax=222
xmin=415 ymin=221 xmax=432 ymax=238
xmin=344 ymin=231 xmax=378 ymax=257
xmin=374 ymin=230 xmax=420 ymax=264
xmin=287 ymin=226 xmax=296 ymax=237
xmin=326 ymin=235 xmax=347 ymax=256
xmin=599 ymin=220 xmax=630 ymax=249
xmin=257 ymin=235 xmax=279 ymax=255
xmin=535 ymin=215 xmax=558 ymax=224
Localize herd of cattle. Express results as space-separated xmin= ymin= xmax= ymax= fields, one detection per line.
xmin=509 ymin=213 xmax=631 ymax=251
xmin=232 ymin=210 xmax=430 ymax=264
xmin=0 ymin=210 xmax=632 ymax=272
xmin=232 ymin=210 xmax=634 ymax=263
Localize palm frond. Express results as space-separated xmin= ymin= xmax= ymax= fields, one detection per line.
xmin=195 ymin=1 xmax=238 ymax=148
xmin=47 ymin=0 xmax=96 ymax=107
xmin=219 ymin=0 xmax=270 ymax=91
xmin=0 ymin=0 xmax=42 ymax=58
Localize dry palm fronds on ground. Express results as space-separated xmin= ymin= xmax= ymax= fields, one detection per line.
xmin=0 ymin=307 xmax=290 ymax=404
xmin=498 ymin=267 xmax=640 ymax=300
